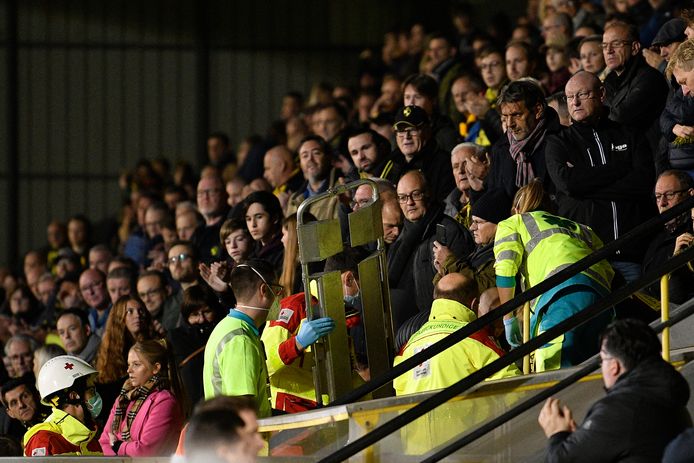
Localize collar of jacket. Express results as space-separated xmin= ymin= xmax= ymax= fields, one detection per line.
xmin=24 ymin=408 xmax=97 ymax=446
xmin=428 ymin=298 xmax=476 ymax=323
xmin=402 ymin=203 xmax=444 ymax=239
xmin=569 ymin=105 xmax=612 ymax=130
xmin=393 ymin=137 xmax=439 ymax=166
xmin=610 ymin=53 xmax=646 ymax=88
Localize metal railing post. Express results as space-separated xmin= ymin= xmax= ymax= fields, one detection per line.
xmin=661 ymin=275 xmax=670 ymax=362
xmin=522 ymin=302 xmax=531 ymax=374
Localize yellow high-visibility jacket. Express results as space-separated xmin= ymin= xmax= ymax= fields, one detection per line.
xmin=493 ymin=211 xmax=613 ymax=300
xmin=393 ymin=298 xmax=520 ymax=397
xmin=24 ymin=409 xmax=102 ymax=456
xmin=262 ymin=293 xmax=328 ymax=412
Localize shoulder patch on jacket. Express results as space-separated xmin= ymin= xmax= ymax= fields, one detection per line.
xmin=32 ymin=447 xmax=47 ymax=456
xmin=277 ymin=308 xmax=294 ymax=324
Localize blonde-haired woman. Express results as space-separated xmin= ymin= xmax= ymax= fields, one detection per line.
xmin=99 ymin=340 xmax=185 ymax=456
xmin=494 ymin=180 xmax=614 ymax=371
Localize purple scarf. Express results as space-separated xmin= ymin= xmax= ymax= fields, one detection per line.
xmin=507 ymin=117 xmax=547 ymax=188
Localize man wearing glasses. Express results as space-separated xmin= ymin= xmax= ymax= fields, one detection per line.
xmin=391 ymin=105 xmax=455 ymax=203
xmin=195 ymin=175 xmax=229 ymax=264
xmin=546 ymin=70 xmax=654 ymax=283
xmin=642 ymin=170 xmax=694 ymax=305
xmin=602 ymin=21 xmax=668 ymax=152
xmin=167 ymin=241 xmax=200 ymax=293
xmin=387 ymin=170 xmax=473 ymax=329
xmin=539 ymin=319 xmax=690 ymax=462
xmin=203 ymin=261 xmax=280 ymax=418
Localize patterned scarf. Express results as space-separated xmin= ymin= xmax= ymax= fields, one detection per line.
xmin=111 ymin=375 xmax=161 ymax=441
xmin=507 ymin=117 xmax=547 ymax=188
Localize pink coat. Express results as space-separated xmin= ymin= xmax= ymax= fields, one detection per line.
xmin=99 ymin=388 xmax=183 ymax=456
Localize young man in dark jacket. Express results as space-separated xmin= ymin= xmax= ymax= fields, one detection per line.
xmin=545 ymin=71 xmax=656 ymax=282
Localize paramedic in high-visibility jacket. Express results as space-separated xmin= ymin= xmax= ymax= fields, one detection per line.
xmin=393 ymin=273 xmax=520 ymax=396
xmin=494 ymin=180 xmax=614 ymax=371
xmin=24 ymin=356 xmax=103 ymax=456
xmin=203 ymin=261 xmax=282 ymax=418
xmin=261 ymin=247 xmax=368 ymax=413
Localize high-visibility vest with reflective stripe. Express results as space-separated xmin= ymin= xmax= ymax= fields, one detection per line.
xmin=24 ymin=409 xmax=102 ymax=456
xmin=393 ymin=299 xmax=520 ymax=396
xmin=203 ymin=314 xmax=272 ymax=418
xmin=494 ymin=211 xmax=613 ymax=296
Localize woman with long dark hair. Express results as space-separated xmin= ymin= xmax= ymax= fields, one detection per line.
xmin=94 ymin=295 xmax=158 ymax=420
xmin=243 ymin=190 xmax=284 ymax=276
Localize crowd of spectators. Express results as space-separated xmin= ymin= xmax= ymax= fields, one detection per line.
xmin=2 ymin=0 xmax=694 ymax=460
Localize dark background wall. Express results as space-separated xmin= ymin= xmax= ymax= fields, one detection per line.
xmin=0 ymin=0 xmax=525 ymax=270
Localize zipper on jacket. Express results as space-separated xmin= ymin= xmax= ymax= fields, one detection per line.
xmin=593 ymin=130 xmax=619 ymax=241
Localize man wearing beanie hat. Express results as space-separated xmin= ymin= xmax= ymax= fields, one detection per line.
xmin=390 ymin=105 xmax=456 ymax=204
xmin=435 ymin=188 xmax=512 ymax=296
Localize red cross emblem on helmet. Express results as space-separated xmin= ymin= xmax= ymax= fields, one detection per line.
xmin=64 ymin=362 xmax=74 ymax=370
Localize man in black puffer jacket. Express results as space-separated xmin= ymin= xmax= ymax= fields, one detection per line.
xmin=539 ymin=319 xmax=691 ymax=462
xmin=546 ymin=71 xmax=656 ymax=282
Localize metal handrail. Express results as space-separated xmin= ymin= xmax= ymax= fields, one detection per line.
xmin=329 ymin=195 xmax=694 ymax=406
xmin=422 ymin=289 xmax=694 ymax=463
xmin=317 ymin=220 xmax=694 ymax=462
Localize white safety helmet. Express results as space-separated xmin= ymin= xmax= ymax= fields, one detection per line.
xmin=37 ymin=355 xmax=97 ymax=402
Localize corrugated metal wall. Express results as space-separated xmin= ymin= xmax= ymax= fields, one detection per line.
xmin=0 ymin=0 xmax=524 ymax=270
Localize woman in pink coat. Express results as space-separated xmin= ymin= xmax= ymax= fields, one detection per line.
xmin=99 ymin=339 xmax=186 ymax=456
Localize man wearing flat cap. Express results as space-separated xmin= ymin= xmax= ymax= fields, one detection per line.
xmin=391 ymin=105 xmax=456 ymax=203
xmin=644 ymin=18 xmax=687 ymax=74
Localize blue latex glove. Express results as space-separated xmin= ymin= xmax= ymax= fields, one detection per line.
xmin=296 ymin=317 xmax=336 ymax=349
xmin=503 ymin=316 xmax=523 ymax=349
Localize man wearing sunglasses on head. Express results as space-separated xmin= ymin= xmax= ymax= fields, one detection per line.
xmin=203 ymin=260 xmax=280 ymax=418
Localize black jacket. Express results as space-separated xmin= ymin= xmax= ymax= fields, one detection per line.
xmin=545 ymin=111 xmax=656 ymax=263
xmin=604 ymin=54 xmax=668 ymax=152
xmin=546 ymin=357 xmax=691 ymax=462
xmin=642 ymin=217 xmax=694 ymax=304
xmin=604 ymin=54 xmax=668 ymax=132
xmin=660 ymin=86 xmax=694 ymax=170
xmin=486 ymin=106 xmax=563 ymax=199
xmin=387 ymin=205 xmax=474 ymax=322
xmin=390 ymin=139 xmax=456 ymax=204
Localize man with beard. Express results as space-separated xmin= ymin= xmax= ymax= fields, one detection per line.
xmin=286 ymin=135 xmax=341 ymax=220
xmin=137 ymin=270 xmax=180 ymax=333
xmin=347 ymin=128 xmax=399 ymax=183
xmin=486 ymin=79 xmax=562 ymax=199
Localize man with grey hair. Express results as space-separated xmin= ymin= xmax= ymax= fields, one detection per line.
xmin=444 ymin=143 xmax=489 ymax=228
xmin=4 ymin=334 xmax=39 ymax=378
